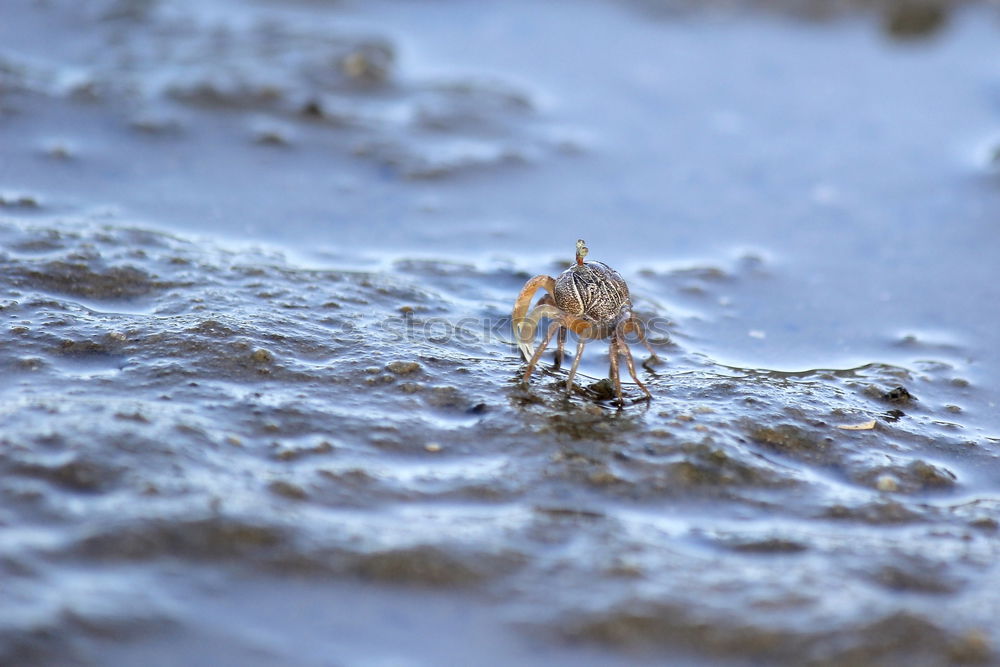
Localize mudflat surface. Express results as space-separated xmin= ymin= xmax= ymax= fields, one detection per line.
xmin=2 ymin=1 xmax=1000 ymax=665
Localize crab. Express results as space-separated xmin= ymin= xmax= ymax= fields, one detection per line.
xmin=512 ymin=239 xmax=659 ymax=405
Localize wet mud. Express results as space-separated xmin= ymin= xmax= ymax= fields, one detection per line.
xmin=2 ymin=0 xmax=1000 ymax=665
xmin=1 ymin=216 xmax=998 ymax=665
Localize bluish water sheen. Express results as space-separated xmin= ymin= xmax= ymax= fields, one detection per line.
xmin=1 ymin=0 xmax=999 ymax=664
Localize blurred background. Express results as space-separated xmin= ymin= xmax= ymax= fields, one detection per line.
xmin=2 ymin=0 xmax=1000 ymax=664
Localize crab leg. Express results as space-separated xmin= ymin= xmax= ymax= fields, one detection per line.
xmin=609 ymin=336 xmax=624 ymax=406
xmin=620 ymin=338 xmax=652 ymax=400
xmin=522 ymin=321 xmax=562 ymax=383
xmin=554 ymin=326 xmax=568 ymax=369
xmin=565 ymin=336 xmax=586 ymax=393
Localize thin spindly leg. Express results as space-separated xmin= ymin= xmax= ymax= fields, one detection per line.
xmin=553 ymin=326 xmax=567 ymax=369
xmin=565 ymin=336 xmax=586 ymax=393
xmin=609 ymin=336 xmax=624 ymax=406
xmin=629 ymin=316 xmax=660 ymax=362
xmin=522 ymin=321 xmax=561 ymax=383
xmin=621 ymin=341 xmax=652 ymax=401
xmin=538 ymin=294 xmax=559 ymax=363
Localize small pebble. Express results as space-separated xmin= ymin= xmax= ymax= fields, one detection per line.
xmin=386 ymin=361 xmax=421 ymax=375
xmin=882 ymin=386 xmax=914 ymax=403
xmin=251 ymin=348 xmax=274 ymax=363
xmin=45 ymin=143 xmax=74 ymax=159
xmin=253 ymin=127 xmax=293 ymax=146
xmin=588 ymin=470 xmax=619 ymax=486
xmin=300 ymin=99 xmax=323 ymax=117
xmin=949 ymin=629 xmax=991 ymax=663
xmin=268 ymin=480 xmax=308 ymax=500
xmin=876 ymin=474 xmax=900 ymax=492
xmin=969 ymin=517 xmax=998 ymax=531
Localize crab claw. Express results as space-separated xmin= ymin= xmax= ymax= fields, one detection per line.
xmin=511 ymin=275 xmax=556 ymax=360
xmin=516 ymin=303 xmax=561 ymax=361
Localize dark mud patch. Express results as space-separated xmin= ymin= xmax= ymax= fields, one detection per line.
xmin=625 ymin=0 xmax=972 ymax=42
xmin=868 ymin=554 xmax=964 ymax=594
xmin=821 ymin=500 xmax=929 ymax=524
xmin=352 ymin=545 xmax=520 ymax=588
xmin=12 ymin=456 xmax=122 ymax=494
xmin=720 ymin=537 xmax=809 ymax=554
xmin=75 ymin=517 xmax=290 ymax=562
xmin=0 ymin=223 xmax=186 ymax=304
xmin=854 ymin=458 xmax=958 ymax=494
xmin=560 ymin=605 xmax=993 ymax=665
xmin=7 ymin=261 xmax=164 ymax=300
xmin=747 ymin=423 xmax=834 ymax=462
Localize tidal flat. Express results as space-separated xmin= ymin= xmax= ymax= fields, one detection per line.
xmin=2 ymin=0 xmax=1000 ymax=665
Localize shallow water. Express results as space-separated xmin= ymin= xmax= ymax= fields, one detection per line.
xmin=2 ymin=0 xmax=1000 ymax=665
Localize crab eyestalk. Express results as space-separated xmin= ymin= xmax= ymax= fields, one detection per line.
xmin=575 ymin=239 xmax=588 ymax=266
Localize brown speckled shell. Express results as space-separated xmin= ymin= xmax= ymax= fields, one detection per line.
xmin=554 ymin=261 xmax=631 ymax=323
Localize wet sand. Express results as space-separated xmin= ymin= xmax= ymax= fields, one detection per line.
xmin=2 ymin=0 xmax=1000 ymax=664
